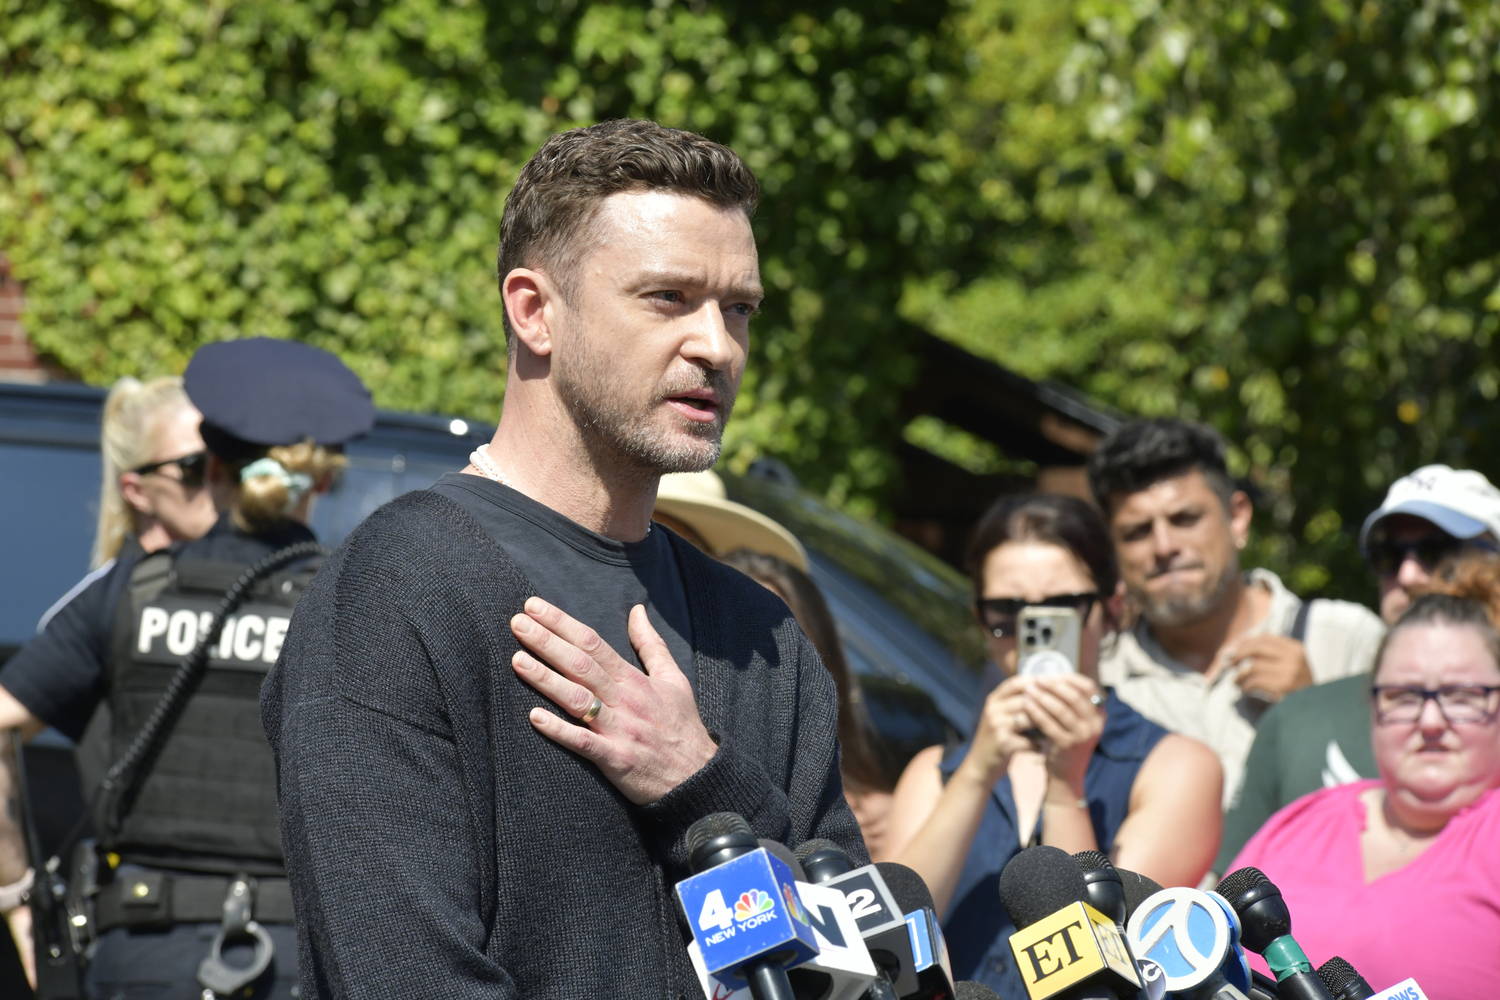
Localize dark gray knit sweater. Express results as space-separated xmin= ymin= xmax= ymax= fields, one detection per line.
xmin=262 ymin=490 xmax=867 ymax=999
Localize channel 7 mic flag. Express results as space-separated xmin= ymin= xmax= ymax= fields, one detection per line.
xmin=676 ymin=847 xmax=819 ymax=988
xmin=1008 ymin=900 xmax=1140 ymax=1000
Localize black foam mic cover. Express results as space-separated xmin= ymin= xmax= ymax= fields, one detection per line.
xmin=954 ymin=982 xmax=1003 ymax=999
xmin=999 ymin=845 xmax=1089 ymax=930
xmin=758 ymin=839 xmax=808 ymax=884
xmin=793 ymin=838 xmax=855 ymax=884
xmin=686 ymin=812 xmax=758 ymax=873
xmin=1317 ymin=957 xmax=1375 ymax=1000
xmin=874 ymin=862 xmax=935 ymax=914
xmin=1112 ymin=867 xmax=1165 ymax=922
xmin=1217 ymin=867 xmax=1294 ymax=953
xmin=1074 ymin=851 xmax=1127 ymax=927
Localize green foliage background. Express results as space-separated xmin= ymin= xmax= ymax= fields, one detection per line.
xmin=1 ymin=0 xmax=951 ymax=513
xmin=5 ymin=0 xmax=1500 ymax=600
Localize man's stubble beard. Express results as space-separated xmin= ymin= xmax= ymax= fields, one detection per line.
xmin=552 ymin=330 xmax=736 ymax=477
xmin=1132 ymin=553 xmax=1240 ymax=629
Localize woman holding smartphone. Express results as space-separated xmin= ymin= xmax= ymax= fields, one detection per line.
xmin=885 ymin=493 xmax=1222 ymax=994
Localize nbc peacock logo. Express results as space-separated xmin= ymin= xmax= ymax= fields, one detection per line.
xmin=734 ymin=889 xmax=775 ymax=923
xmin=781 ymin=882 xmax=808 ymax=925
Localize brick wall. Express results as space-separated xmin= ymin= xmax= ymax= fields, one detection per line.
xmin=0 ymin=255 xmax=50 ymax=383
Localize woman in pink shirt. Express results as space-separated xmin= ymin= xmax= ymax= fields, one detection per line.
xmin=1231 ymin=558 xmax=1500 ymax=999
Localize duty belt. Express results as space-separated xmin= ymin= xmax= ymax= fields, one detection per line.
xmin=94 ymin=872 xmax=294 ymax=931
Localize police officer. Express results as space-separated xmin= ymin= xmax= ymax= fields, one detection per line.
xmin=0 ymin=338 xmax=374 ymax=1000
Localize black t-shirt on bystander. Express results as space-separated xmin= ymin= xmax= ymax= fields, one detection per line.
xmin=428 ymin=473 xmax=696 ymax=692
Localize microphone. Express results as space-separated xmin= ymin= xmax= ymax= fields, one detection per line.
xmin=687 ymin=876 xmax=877 ymax=1000
xmin=761 ymin=839 xmax=810 ymax=884
xmin=1215 ymin=869 xmax=1333 ymax=1000
xmin=954 ymin=984 xmax=1003 ymax=999
xmin=1073 ymin=852 xmax=1126 ymax=929
xmin=1123 ymin=886 xmax=1253 ymax=999
xmin=792 ymin=840 xmax=921 ymax=998
xmin=677 ymin=813 xmax=819 ymax=1000
xmin=877 ymin=862 xmax=957 ymax=1000
xmin=999 ymin=845 xmax=1142 ymax=1000
xmin=1316 ymin=958 xmax=1373 ymax=1000
xmin=1113 ymin=868 xmax=1164 ymax=923
xmin=1076 ymin=858 xmax=1168 ymax=1000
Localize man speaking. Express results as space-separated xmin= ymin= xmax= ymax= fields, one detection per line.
xmin=262 ymin=120 xmax=866 ymax=998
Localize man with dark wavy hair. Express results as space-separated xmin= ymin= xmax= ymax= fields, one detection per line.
xmin=1088 ymin=418 xmax=1384 ymax=809
xmin=264 ymin=120 xmax=865 ymax=998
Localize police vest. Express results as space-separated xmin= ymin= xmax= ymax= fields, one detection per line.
xmin=100 ymin=550 xmax=319 ymax=871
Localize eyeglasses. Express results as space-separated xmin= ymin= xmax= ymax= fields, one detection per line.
xmin=1363 ymin=534 xmax=1498 ymax=576
xmin=1371 ymin=684 xmax=1500 ymax=725
xmin=975 ymin=593 xmax=1099 ymax=639
xmin=132 ymin=451 xmax=208 ymax=488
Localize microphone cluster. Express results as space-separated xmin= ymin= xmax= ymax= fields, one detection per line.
xmin=676 ymin=812 xmax=1000 ymax=1000
xmin=671 ymin=817 xmax=1428 ymax=1000
xmin=995 ymin=851 xmax=1429 ymax=1000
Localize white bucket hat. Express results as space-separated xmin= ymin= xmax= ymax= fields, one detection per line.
xmin=1360 ymin=464 xmax=1500 ymax=548
xmin=653 ymin=471 xmax=809 ymax=571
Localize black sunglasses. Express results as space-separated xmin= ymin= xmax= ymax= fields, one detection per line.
xmin=1364 ymin=534 xmax=1496 ymax=576
xmin=132 ymin=451 xmax=208 ymax=488
xmin=975 ymin=592 xmax=1099 ymax=639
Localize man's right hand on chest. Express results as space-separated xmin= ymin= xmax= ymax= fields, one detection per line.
xmin=510 ymin=598 xmax=718 ymax=805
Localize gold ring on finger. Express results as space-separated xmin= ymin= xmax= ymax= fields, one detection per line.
xmin=581 ymin=696 xmax=603 ymax=724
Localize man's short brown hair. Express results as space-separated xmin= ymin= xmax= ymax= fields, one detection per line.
xmin=495 ymin=119 xmax=760 ymax=342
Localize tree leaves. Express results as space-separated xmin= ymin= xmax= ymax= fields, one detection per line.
xmin=913 ymin=0 xmax=1500 ymax=598
xmin=1 ymin=0 xmax=955 ymax=517
xmin=6 ymin=0 xmax=1500 ymax=598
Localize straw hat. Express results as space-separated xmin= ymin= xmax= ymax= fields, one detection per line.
xmin=653 ymin=471 xmax=808 ymax=571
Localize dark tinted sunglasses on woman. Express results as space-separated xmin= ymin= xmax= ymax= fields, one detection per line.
xmin=132 ymin=451 xmax=208 ymax=489
xmin=976 ymin=592 xmax=1098 ymax=639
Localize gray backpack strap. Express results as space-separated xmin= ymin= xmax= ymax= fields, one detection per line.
xmin=1289 ymin=599 xmax=1313 ymax=642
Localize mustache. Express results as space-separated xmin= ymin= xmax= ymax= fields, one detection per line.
xmin=656 ymin=367 xmax=734 ymax=403
xmin=1145 ymin=559 xmax=1205 ymax=581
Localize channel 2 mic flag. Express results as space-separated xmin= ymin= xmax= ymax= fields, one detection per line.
xmin=677 ymin=847 xmax=819 ymax=988
xmin=1007 ymin=900 xmax=1140 ymax=1000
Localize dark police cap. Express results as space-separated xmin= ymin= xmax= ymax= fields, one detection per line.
xmin=184 ymin=338 xmax=375 ymax=457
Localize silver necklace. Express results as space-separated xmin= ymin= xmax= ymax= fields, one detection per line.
xmin=469 ymin=447 xmax=510 ymax=486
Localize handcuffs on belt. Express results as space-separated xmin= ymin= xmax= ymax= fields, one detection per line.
xmin=196 ymin=875 xmax=275 ymax=1000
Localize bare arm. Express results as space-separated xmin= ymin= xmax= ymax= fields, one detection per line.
xmin=1112 ymin=733 xmax=1223 ymax=887
xmin=888 ymin=678 xmax=1034 ymax=918
xmin=1 ymin=687 xmax=46 ymax=987
xmin=0 ymin=688 xmax=47 ymax=885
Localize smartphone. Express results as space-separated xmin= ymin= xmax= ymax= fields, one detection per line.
xmin=1017 ymin=606 xmax=1081 ymax=678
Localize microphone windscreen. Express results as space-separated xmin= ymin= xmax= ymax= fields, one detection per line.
xmin=998 ymin=845 xmax=1088 ymax=931
xmin=1318 ymin=956 xmax=1371 ymax=998
xmin=793 ymin=838 xmax=850 ymax=866
xmin=875 ymin=862 xmax=935 ymax=914
xmin=1112 ymin=867 xmax=1164 ymax=921
xmin=759 ymin=839 xmax=808 ymax=883
xmin=1073 ymin=850 xmax=1113 ymax=873
xmin=1216 ymin=866 xmax=1271 ymax=902
xmin=685 ymin=812 xmax=752 ymax=855
xmin=954 ymin=982 xmax=1003 ymax=999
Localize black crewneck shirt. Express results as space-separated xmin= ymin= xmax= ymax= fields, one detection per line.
xmin=428 ymin=473 xmax=695 ymax=691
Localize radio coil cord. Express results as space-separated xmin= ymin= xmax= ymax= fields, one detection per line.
xmin=99 ymin=540 xmax=327 ymax=837
xmin=34 ymin=540 xmax=329 ymax=908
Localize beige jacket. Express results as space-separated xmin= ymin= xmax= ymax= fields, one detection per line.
xmin=1099 ymin=568 xmax=1385 ymax=809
